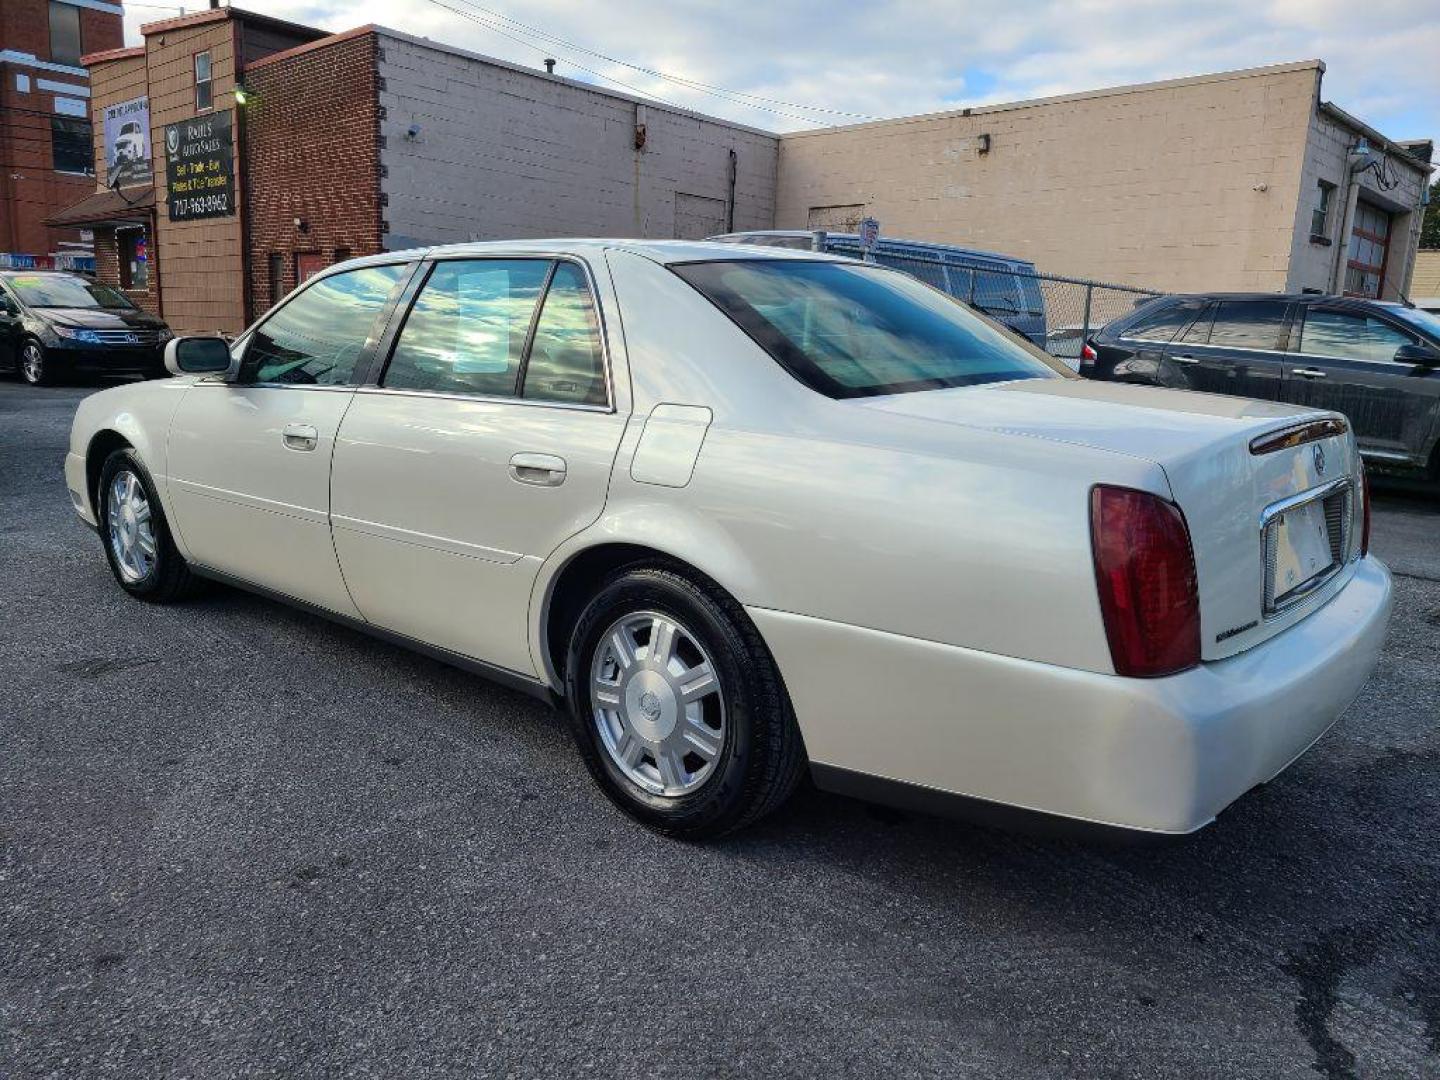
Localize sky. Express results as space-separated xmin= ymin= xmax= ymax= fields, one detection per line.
xmin=121 ymin=0 xmax=1440 ymax=153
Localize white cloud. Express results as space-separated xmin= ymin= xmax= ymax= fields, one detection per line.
xmin=124 ymin=0 xmax=1439 ymax=151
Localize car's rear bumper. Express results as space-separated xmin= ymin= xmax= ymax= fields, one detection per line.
xmin=751 ymin=556 xmax=1392 ymax=835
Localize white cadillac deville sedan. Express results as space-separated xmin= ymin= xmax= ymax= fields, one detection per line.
xmin=65 ymin=241 xmax=1392 ymax=839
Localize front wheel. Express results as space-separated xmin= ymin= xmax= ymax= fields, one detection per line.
xmin=97 ymin=449 xmax=204 ymax=603
xmin=19 ymin=340 xmax=50 ymax=386
xmin=563 ymin=565 xmax=806 ymax=838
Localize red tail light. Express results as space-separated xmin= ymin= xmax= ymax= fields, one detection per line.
xmin=1080 ymin=342 xmax=1098 ymax=366
xmin=1360 ymin=464 xmax=1371 ymax=557
xmin=1090 ymin=486 xmax=1201 ymax=677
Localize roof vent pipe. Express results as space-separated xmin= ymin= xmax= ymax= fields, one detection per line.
xmin=543 ymin=58 xmax=556 ymax=75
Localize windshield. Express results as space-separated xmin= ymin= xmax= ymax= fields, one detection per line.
xmin=5 ymin=274 xmax=134 ymax=310
xmin=1387 ymin=305 xmax=1440 ymax=341
xmin=673 ymin=259 xmax=1067 ymax=399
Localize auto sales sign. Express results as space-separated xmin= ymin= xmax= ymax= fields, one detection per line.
xmin=164 ymin=111 xmax=234 ymax=221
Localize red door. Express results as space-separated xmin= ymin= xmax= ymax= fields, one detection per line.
xmin=295 ymin=252 xmax=328 ymax=284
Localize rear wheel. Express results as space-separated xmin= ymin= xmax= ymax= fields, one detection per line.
xmin=563 ymin=565 xmax=806 ymax=838
xmin=19 ymin=340 xmax=49 ymax=386
xmin=97 ymin=449 xmax=204 ymax=602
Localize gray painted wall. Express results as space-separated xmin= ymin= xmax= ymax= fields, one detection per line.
xmin=376 ymin=30 xmax=777 ymax=251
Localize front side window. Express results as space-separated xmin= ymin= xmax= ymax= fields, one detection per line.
xmin=384 ymin=259 xmax=550 ymax=396
xmin=673 ymin=259 xmax=1064 ymax=399
xmin=51 ymin=117 xmax=93 ymax=175
xmin=1205 ymin=300 xmax=1289 ymax=351
xmin=49 ymin=1 xmax=82 ymax=66
xmin=238 ymin=264 xmax=408 ymax=385
xmin=195 ymin=52 xmax=213 ymax=111
xmin=1299 ymin=309 xmax=1414 ymax=364
xmin=521 ymin=263 xmax=607 ymax=406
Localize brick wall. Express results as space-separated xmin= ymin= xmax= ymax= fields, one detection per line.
xmin=243 ymin=31 xmax=382 ymax=320
xmin=144 ymin=18 xmax=247 ymax=334
xmin=0 ymin=0 xmax=122 ymax=257
xmin=376 ymin=30 xmax=777 ymax=250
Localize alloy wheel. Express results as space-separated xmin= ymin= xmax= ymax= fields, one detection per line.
xmin=590 ymin=610 xmax=726 ymax=797
xmin=106 ymin=470 xmax=157 ymax=584
xmin=20 ymin=343 xmax=44 ymax=385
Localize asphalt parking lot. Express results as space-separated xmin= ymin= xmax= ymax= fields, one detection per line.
xmin=2 ymin=380 xmax=1437 ymax=1080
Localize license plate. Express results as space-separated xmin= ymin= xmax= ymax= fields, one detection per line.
xmin=1271 ymin=499 xmax=1333 ymax=601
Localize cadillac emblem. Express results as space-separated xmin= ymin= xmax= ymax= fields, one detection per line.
xmin=1312 ymin=443 xmax=1326 ymax=476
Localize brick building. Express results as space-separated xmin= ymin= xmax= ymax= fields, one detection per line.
xmin=51 ymin=8 xmax=1431 ymax=334
xmin=0 ymin=0 xmax=124 ymax=267
xmin=54 ymin=7 xmax=776 ymax=335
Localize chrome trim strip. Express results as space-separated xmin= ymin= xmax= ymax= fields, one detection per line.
xmin=352 ymin=385 xmax=613 ymax=413
xmin=171 ymin=477 xmax=330 ymax=525
xmin=330 ymin=514 xmax=522 ymax=564
xmin=1259 ymin=477 xmax=1354 ymax=528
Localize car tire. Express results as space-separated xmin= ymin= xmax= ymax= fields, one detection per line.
xmin=563 ymin=564 xmax=806 ymax=838
xmin=19 ymin=339 xmax=50 ymax=386
xmin=97 ymin=448 xmax=205 ymax=603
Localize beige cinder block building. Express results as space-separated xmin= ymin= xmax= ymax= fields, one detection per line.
xmin=777 ymin=61 xmax=1431 ymax=300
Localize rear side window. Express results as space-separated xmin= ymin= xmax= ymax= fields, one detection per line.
xmin=383 ymin=259 xmax=550 ymax=396
xmin=1122 ymin=302 xmax=1201 ymax=343
xmin=674 ymin=259 xmax=1064 ymax=399
xmin=1206 ymin=301 xmax=1289 ymax=351
xmin=239 ymin=264 xmax=408 ymax=385
xmin=521 ymin=263 xmax=607 ymax=406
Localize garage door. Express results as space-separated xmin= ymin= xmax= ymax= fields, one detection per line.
xmin=1344 ymin=201 xmax=1391 ymax=299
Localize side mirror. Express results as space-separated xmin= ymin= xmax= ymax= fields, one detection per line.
xmin=164 ymin=335 xmax=232 ymax=376
xmin=1394 ymin=342 xmax=1440 ymax=367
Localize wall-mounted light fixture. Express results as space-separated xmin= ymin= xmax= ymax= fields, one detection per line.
xmin=976 ymin=133 xmax=991 ymax=154
xmin=294 ymin=217 xmax=308 ymax=234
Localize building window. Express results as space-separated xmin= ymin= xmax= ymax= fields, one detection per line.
xmin=49 ymin=1 xmax=82 ymax=67
xmin=1310 ymin=181 xmax=1335 ymax=242
xmin=195 ymin=52 xmax=213 ymax=111
xmin=118 ymin=228 xmax=148 ymax=290
xmin=50 ymin=117 xmax=93 ymax=175
xmin=267 ymin=253 xmax=284 ymax=308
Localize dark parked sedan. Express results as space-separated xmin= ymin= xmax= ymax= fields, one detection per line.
xmin=0 ymin=271 xmax=171 ymax=386
xmin=1085 ymin=293 xmax=1440 ymax=482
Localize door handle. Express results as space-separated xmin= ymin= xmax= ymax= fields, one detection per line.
xmin=1292 ymin=368 xmax=1328 ymax=380
xmin=1172 ymin=354 xmax=1200 ymax=365
xmin=282 ymin=422 xmax=319 ymax=451
xmin=509 ymin=452 xmax=567 ymax=486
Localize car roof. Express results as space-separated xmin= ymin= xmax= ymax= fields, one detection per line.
xmin=1154 ymin=291 xmax=1402 ymax=305
xmin=353 ymin=239 xmax=856 ymax=268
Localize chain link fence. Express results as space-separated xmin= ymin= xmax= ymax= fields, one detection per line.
xmin=820 ymin=239 xmax=1163 ymax=364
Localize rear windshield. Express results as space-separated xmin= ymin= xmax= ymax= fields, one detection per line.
xmin=673 ymin=259 xmax=1065 ymax=399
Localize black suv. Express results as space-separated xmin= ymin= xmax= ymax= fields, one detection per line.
xmin=0 ymin=271 xmax=171 ymax=386
xmin=1086 ymin=293 xmax=1440 ymax=481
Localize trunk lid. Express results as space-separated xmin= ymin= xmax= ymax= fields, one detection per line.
xmin=854 ymin=377 xmax=1363 ymax=661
